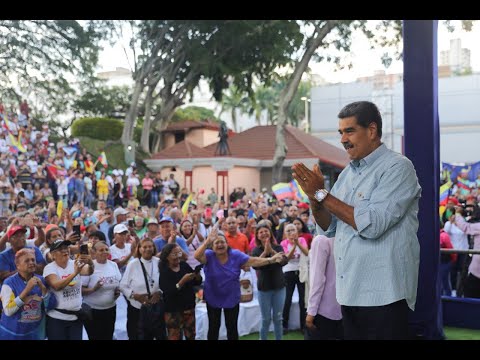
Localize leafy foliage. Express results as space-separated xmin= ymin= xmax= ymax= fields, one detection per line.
xmin=0 ymin=20 xmax=112 ymax=119
xmin=71 ymin=117 xmax=124 ymax=140
xmin=120 ymin=20 xmax=304 ymax=147
xmin=73 ymin=85 xmax=132 ymax=118
xmin=171 ymin=106 xmax=219 ymax=122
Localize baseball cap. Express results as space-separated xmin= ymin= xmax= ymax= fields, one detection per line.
xmin=297 ymin=202 xmax=309 ymax=210
xmin=50 ymin=239 xmax=72 ymax=252
xmin=16 ymin=203 xmax=27 ymax=210
xmin=147 ymin=218 xmax=159 ymax=226
xmin=159 ymin=216 xmax=174 ymax=224
xmin=7 ymin=225 xmax=27 ymax=239
xmin=113 ymin=224 xmax=129 ymax=234
xmin=113 ymin=207 xmax=129 ymax=218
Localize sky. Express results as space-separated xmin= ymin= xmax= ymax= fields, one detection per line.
xmin=97 ymin=20 xmax=480 ymax=85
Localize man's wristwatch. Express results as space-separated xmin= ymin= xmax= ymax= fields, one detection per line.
xmin=314 ymin=189 xmax=329 ymax=203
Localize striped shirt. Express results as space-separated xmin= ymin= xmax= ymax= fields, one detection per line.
xmin=320 ymin=143 xmax=421 ymax=310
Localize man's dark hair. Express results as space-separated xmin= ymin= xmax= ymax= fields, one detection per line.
xmin=338 ymin=101 xmax=383 ymax=138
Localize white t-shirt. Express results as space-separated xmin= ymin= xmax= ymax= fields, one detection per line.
xmin=82 ymin=260 xmax=122 ymax=310
xmin=126 ymin=176 xmax=140 ymax=188
xmin=26 ymin=159 xmax=38 ymax=174
xmin=43 ymin=259 xmax=82 ymax=321
xmin=56 ymin=178 xmax=69 ymax=196
xmin=109 ymin=243 xmax=133 ymax=275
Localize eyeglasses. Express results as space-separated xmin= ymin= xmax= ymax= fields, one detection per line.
xmin=285 ymin=229 xmax=296 ymax=232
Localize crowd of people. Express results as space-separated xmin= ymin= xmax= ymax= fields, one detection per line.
xmin=439 ymin=170 xmax=480 ymax=299
xmin=0 ymin=99 xmax=326 ymax=340
xmin=0 ymin=100 xmax=439 ymax=340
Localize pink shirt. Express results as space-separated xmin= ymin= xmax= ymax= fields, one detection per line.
xmin=280 ymin=237 xmax=308 ymax=272
xmin=307 ymin=235 xmax=342 ymax=320
xmin=141 ymin=177 xmax=154 ymax=191
xmin=455 ymin=214 xmax=480 ymax=278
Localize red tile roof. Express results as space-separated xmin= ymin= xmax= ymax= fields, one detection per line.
xmin=150 ymin=140 xmax=211 ymax=160
xmin=204 ymin=125 xmax=349 ymax=168
xmin=150 ymin=125 xmax=349 ymax=169
xmin=163 ymin=120 xmax=222 ymax=132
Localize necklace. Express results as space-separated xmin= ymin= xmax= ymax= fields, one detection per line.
xmin=143 ymin=259 xmax=155 ymax=288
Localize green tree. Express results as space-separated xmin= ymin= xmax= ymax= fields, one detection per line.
xmin=73 ymin=84 xmax=131 ymax=118
xmin=218 ymin=85 xmax=250 ymax=132
xmin=172 ymin=106 xmax=219 ymax=122
xmin=0 ymin=20 xmax=112 ymax=119
xmin=120 ymin=20 xmax=303 ymax=153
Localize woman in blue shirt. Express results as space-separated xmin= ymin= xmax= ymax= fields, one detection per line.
xmin=194 ymin=227 xmax=285 ymax=340
xmin=0 ymin=248 xmax=56 ymax=340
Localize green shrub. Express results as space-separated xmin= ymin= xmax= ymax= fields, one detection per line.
xmin=71 ymin=117 xmax=124 ymax=141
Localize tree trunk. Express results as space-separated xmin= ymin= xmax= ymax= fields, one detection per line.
xmin=231 ymin=109 xmax=237 ymax=132
xmin=271 ymin=21 xmax=336 ymax=185
xmin=150 ymin=96 xmax=180 ymax=153
xmin=140 ymin=86 xmax=155 ymax=154
xmin=152 ymin=132 xmax=162 ymax=154
xmin=121 ymin=80 xmax=144 ymax=145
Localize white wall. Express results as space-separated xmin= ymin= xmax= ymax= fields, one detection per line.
xmin=311 ymin=73 xmax=480 ymax=163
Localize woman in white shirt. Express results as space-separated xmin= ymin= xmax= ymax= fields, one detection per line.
xmin=445 ymin=214 xmax=470 ymax=294
xmin=280 ymin=223 xmax=309 ymax=333
xmin=43 ymin=239 xmax=93 ymax=340
xmin=82 ymin=241 xmax=122 ymax=340
xmin=120 ymin=238 xmax=164 ymax=340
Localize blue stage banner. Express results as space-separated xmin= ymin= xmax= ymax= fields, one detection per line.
xmin=442 ymin=161 xmax=480 ymax=182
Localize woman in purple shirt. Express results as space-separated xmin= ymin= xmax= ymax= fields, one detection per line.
xmin=194 ymin=227 xmax=285 ymax=340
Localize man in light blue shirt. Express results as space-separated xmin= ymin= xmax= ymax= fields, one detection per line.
xmin=153 ymin=217 xmax=189 ymax=260
xmin=292 ymin=101 xmax=421 ymax=340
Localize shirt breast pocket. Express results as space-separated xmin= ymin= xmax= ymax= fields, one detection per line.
xmin=354 ymin=188 xmax=372 ymax=205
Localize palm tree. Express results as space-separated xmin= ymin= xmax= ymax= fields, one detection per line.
xmin=218 ymin=85 xmax=249 ymax=132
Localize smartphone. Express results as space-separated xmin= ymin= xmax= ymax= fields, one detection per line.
xmin=223 ymin=209 xmax=228 ymax=218
xmin=248 ymin=200 xmax=252 ymax=207
xmin=128 ymin=219 xmax=134 ymax=228
xmin=79 ymin=243 xmax=89 ymax=255
xmin=247 ymin=209 xmax=255 ymax=220
xmin=73 ymin=225 xmax=81 ymax=237
xmin=194 ymin=264 xmax=204 ymax=274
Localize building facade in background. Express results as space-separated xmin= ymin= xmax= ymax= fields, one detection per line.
xmin=440 ymin=39 xmax=471 ymax=75
xmin=310 ymin=71 xmax=480 ymax=164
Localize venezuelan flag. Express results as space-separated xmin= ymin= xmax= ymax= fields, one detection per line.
xmin=98 ymin=151 xmax=108 ymax=168
xmin=8 ymin=132 xmax=26 ymax=153
xmin=439 ymin=181 xmax=452 ymax=203
xmin=272 ymin=183 xmax=294 ymax=201
xmin=289 ymin=179 xmax=308 ymax=202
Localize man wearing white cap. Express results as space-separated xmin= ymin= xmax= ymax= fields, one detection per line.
xmin=143 ymin=218 xmax=160 ymax=240
xmin=109 ymin=224 xmax=136 ymax=275
xmin=108 ymin=207 xmax=130 ymax=243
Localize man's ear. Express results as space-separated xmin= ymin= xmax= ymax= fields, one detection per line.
xmin=369 ymin=122 xmax=378 ymax=139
